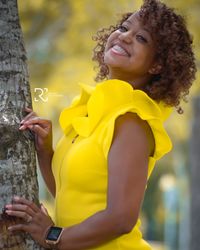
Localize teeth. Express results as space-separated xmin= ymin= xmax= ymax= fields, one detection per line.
xmin=112 ymin=45 xmax=128 ymax=56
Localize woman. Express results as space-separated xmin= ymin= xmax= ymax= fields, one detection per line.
xmin=5 ymin=0 xmax=196 ymax=249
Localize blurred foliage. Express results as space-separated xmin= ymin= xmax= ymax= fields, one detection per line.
xmin=17 ymin=0 xmax=200 ymax=245
xmin=17 ymin=0 xmax=200 ymax=142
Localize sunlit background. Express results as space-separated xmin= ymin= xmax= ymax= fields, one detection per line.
xmin=18 ymin=1 xmax=200 ymax=250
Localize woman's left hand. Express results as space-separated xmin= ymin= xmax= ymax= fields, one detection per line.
xmin=5 ymin=196 xmax=54 ymax=248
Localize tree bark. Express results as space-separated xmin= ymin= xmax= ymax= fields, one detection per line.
xmin=190 ymin=96 xmax=200 ymax=250
xmin=0 ymin=0 xmax=45 ymax=249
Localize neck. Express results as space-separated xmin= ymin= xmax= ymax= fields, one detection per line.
xmin=108 ymin=70 xmax=152 ymax=90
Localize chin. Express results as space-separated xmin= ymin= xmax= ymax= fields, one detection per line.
xmin=104 ymin=56 xmax=122 ymax=69
xmin=105 ymin=52 xmax=129 ymax=69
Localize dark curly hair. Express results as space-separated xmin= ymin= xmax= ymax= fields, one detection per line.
xmin=92 ymin=0 xmax=196 ymax=113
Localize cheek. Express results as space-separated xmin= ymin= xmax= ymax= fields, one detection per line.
xmin=105 ymin=31 xmax=119 ymax=51
xmin=134 ymin=47 xmax=155 ymax=66
xmin=144 ymin=51 xmax=155 ymax=68
xmin=104 ymin=34 xmax=116 ymax=64
xmin=128 ymin=49 xmax=155 ymax=73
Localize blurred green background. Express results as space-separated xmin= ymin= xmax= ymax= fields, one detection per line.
xmin=17 ymin=1 xmax=200 ymax=249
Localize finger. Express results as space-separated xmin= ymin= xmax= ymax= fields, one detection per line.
xmin=24 ymin=118 xmax=51 ymax=127
xmin=40 ymin=204 xmax=49 ymax=216
xmin=20 ymin=119 xmax=51 ymax=132
xmin=8 ymin=224 xmax=30 ymax=233
xmin=26 ymin=215 xmax=33 ymax=223
xmin=13 ymin=197 xmax=40 ymax=213
xmin=20 ymin=111 xmax=37 ymax=124
xmin=25 ymin=107 xmax=33 ymax=112
xmin=19 ymin=121 xmax=49 ymax=138
xmin=6 ymin=210 xmax=32 ymax=223
xmin=19 ymin=124 xmax=32 ymax=131
xmin=6 ymin=203 xmax=35 ymax=217
xmin=27 ymin=124 xmax=48 ymax=138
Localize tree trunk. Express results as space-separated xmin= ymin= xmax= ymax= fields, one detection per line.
xmin=0 ymin=0 xmax=44 ymax=249
xmin=190 ymin=96 xmax=200 ymax=250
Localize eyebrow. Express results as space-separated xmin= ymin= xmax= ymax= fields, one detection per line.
xmin=125 ymin=19 xmax=153 ymax=40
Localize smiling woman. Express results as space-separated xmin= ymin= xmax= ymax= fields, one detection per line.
xmin=93 ymin=1 xmax=196 ymax=113
xmin=104 ymin=12 xmax=157 ymax=88
xmin=5 ymin=0 xmax=196 ymax=250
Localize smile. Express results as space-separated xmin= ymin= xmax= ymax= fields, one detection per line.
xmin=111 ymin=44 xmax=130 ymax=57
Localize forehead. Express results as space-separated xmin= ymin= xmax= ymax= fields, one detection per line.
xmin=125 ymin=12 xmax=143 ymax=26
xmin=125 ymin=12 xmax=152 ymax=38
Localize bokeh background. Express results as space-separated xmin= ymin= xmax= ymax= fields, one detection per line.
xmin=17 ymin=1 xmax=200 ymax=249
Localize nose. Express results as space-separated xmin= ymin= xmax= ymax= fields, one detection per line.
xmin=118 ymin=31 xmax=133 ymax=44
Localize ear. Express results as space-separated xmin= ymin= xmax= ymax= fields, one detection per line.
xmin=148 ymin=63 xmax=162 ymax=75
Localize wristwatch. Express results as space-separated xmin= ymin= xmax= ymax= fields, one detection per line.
xmin=45 ymin=226 xmax=63 ymax=246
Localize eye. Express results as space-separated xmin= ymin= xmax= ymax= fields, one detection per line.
xmin=136 ymin=34 xmax=148 ymax=43
xmin=118 ymin=25 xmax=128 ymax=33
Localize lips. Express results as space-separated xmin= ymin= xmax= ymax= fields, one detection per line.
xmin=111 ymin=44 xmax=130 ymax=57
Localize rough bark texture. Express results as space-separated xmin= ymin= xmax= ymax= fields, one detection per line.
xmin=0 ymin=0 xmax=45 ymax=249
xmin=190 ymin=96 xmax=200 ymax=250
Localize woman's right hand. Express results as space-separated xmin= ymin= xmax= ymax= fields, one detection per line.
xmin=19 ymin=107 xmax=53 ymax=157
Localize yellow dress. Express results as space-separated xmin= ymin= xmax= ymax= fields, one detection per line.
xmin=52 ymin=79 xmax=172 ymax=250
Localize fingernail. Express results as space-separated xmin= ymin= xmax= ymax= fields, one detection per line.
xmin=19 ymin=125 xmax=25 ymax=130
xmin=5 ymin=205 xmax=12 ymax=209
xmin=28 ymin=125 xmax=34 ymax=129
xmin=20 ymin=120 xmax=25 ymax=124
xmin=13 ymin=196 xmax=20 ymax=200
xmin=25 ymin=107 xmax=31 ymax=110
xmin=8 ymin=227 xmax=13 ymax=231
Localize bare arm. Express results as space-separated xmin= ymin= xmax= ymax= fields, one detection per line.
xmin=19 ymin=108 xmax=56 ymax=196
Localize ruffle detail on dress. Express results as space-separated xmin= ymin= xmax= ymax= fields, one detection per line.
xmin=59 ymin=79 xmax=172 ymax=160
xmin=59 ymin=83 xmax=94 ymax=135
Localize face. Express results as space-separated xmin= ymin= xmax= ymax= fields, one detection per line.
xmin=104 ymin=12 xmax=157 ymax=81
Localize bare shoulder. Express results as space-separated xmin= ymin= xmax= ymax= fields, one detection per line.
xmin=111 ymin=112 xmax=155 ymax=157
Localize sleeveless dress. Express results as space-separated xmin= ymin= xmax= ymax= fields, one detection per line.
xmin=52 ymin=79 xmax=172 ymax=250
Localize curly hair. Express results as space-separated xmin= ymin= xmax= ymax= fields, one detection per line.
xmin=92 ymin=0 xmax=197 ymax=113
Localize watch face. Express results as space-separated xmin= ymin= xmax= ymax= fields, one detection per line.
xmin=46 ymin=227 xmax=63 ymax=241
